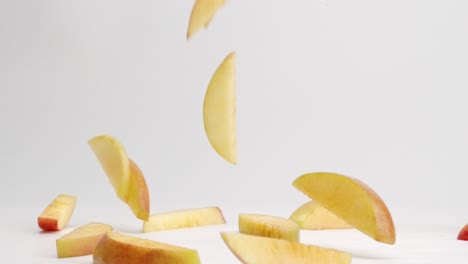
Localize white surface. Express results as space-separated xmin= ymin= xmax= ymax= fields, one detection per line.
xmin=2 ymin=0 xmax=468 ymax=263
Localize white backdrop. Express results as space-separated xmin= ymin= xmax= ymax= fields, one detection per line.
xmin=2 ymin=0 xmax=468 ymax=262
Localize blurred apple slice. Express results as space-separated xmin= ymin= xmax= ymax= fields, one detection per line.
xmin=289 ymin=201 xmax=352 ymax=230
xmin=143 ymin=207 xmax=225 ymax=233
xmin=187 ymin=0 xmax=226 ymax=39
xmin=88 ymin=135 xmax=130 ymax=202
xmin=457 ymin=224 xmax=468 ymax=241
xmin=38 ymin=194 xmax=77 ymax=231
xmin=127 ymin=159 xmax=150 ymax=221
xmin=203 ymin=52 xmax=237 ymax=164
xmin=56 ymin=222 xmax=112 ymax=258
xmin=221 ymin=232 xmax=352 ymax=264
xmin=94 ymin=232 xmax=201 ymax=264
xmin=293 ymin=172 xmax=396 ymax=244
xmin=239 ymin=214 xmax=299 ymax=242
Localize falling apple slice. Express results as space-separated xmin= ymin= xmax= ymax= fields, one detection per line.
xmin=38 ymin=194 xmax=77 ymax=231
xmin=239 ymin=214 xmax=299 ymax=242
xmin=88 ymin=135 xmax=130 ymax=202
xmin=293 ymin=172 xmax=396 ymax=244
xmin=126 ymin=159 xmax=150 ymax=221
xmin=289 ymin=200 xmax=352 ymax=230
xmin=221 ymin=232 xmax=352 ymax=264
xmin=94 ymin=232 xmax=201 ymax=264
xmin=187 ymin=0 xmax=226 ymax=40
xmin=56 ymin=222 xmax=112 ymax=258
xmin=457 ymin=224 xmax=468 ymax=241
xmin=203 ymin=51 xmax=237 ymax=164
xmin=143 ymin=207 xmax=226 ymax=233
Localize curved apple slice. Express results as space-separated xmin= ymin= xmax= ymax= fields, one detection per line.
xmin=94 ymin=232 xmax=201 ymax=264
xmin=289 ymin=201 xmax=352 ymax=230
xmin=293 ymin=172 xmax=396 ymax=244
xmin=239 ymin=214 xmax=299 ymax=242
xmin=127 ymin=159 xmax=150 ymax=221
xmin=88 ymin=135 xmax=130 ymax=202
xmin=38 ymin=194 xmax=77 ymax=231
xmin=203 ymin=51 xmax=237 ymax=164
xmin=56 ymin=222 xmax=112 ymax=258
xmin=221 ymin=232 xmax=352 ymax=264
xmin=187 ymin=0 xmax=226 ymax=40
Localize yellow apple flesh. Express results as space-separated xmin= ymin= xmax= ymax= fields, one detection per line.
xmin=143 ymin=207 xmax=225 ymax=233
xmin=187 ymin=0 xmax=226 ymax=39
xmin=56 ymin=222 xmax=112 ymax=258
xmin=239 ymin=214 xmax=299 ymax=242
xmin=38 ymin=194 xmax=77 ymax=231
xmin=93 ymin=232 xmax=201 ymax=264
xmin=289 ymin=201 xmax=352 ymax=230
xmin=221 ymin=232 xmax=352 ymax=264
xmin=203 ymin=52 xmax=237 ymax=164
xmin=88 ymin=135 xmax=130 ymax=202
xmin=127 ymin=159 xmax=150 ymax=221
xmin=293 ymin=172 xmax=396 ymax=244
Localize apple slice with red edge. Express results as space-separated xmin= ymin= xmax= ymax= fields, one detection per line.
xmin=143 ymin=207 xmax=225 ymax=233
xmin=94 ymin=232 xmax=201 ymax=264
xmin=221 ymin=232 xmax=352 ymax=264
xmin=56 ymin=222 xmax=112 ymax=258
xmin=293 ymin=172 xmax=396 ymax=244
xmin=127 ymin=159 xmax=150 ymax=221
xmin=38 ymin=194 xmax=77 ymax=231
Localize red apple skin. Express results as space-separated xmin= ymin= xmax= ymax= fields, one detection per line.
xmin=38 ymin=217 xmax=60 ymax=231
xmin=457 ymin=224 xmax=468 ymax=241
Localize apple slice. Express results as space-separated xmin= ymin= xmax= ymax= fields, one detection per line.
xmin=56 ymin=222 xmax=112 ymax=258
xmin=239 ymin=214 xmax=299 ymax=242
xmin=143 ymin=207 xmax=225 ymax=233
xmin=457 ymin=224 xmax=468 ymax=241
xmin=127 ymin=159 xmax=150 ymax=221
xmin=38 ymin=194 xmax=77 ymax=231
xmin=293 ymin=172 xmax=396 ymax=244
xmin=88 ymin=135 xmax=130 ymax=202
xmin=94 ymin=232 xmax=201 ymax=264
xmin=187 ymin=0 xmax=226 ymax=39
xmin=221 ymin=232 xmax=352 ymax=264
xmin=289 ymin=201 xmax=352 ymax=230
xmin=203 ymin=52 xmax=237 ymax=164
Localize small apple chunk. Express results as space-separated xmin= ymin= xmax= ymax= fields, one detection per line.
xmin=187 ymin=0 xmax=226 ymax=39
xmin=239 ymin=214 xmax=299 ymax=242
xmin=38 ymin=194 xmax=77 ymax=231
xmin=457 ymin=224 xmax=468 ymax=241
xmin=88 ymin=135 xmax=130 ymax=202
xmin=127 ymin=159 xmax=150 ymax=221
xmin=143 ymin=207 xmax=225 ymax=233
xmin=93 ymin=232 xmax=201 ymax=264
xmin=293 ymin=172 xmax=396 ymax=244
xmin=221 ymin=232 xmax=352 ymax=264
xmin=56 ymin=222 xmax=112 ymax=258
xmin=289 ymin=201 xmax=352 ymax=230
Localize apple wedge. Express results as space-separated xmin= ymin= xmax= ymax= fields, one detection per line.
xmin=143 ymin=207 xmax=225 ymax=233
xmin=289 ymin=201 xmax=352 ymax=230
xmin=203 ymin=52 xmax=237 ymax=164
xmin=239 ymin=214 xmax=299 ymax=242
xmin=56 ymin=222 xmax=112 ymax=258
xmin=187 ymin=0 xmax=226 ymax=39
xmin=88 ymin=135 xmax=130 ymax=202
xmin=38 ymin=194 xmax=77 ymax=231
xmin=94 ymin=232 xmax=201 ymax=264
xmin=457 ymin=223 xmax=468 ymax=241
xmin=127 ymin=159 xmax=150 ymax=221
xmin=221 ymin=232 xmax=352 ymax=264
xmin=293 ymin=172 xmax=396 ymax=244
